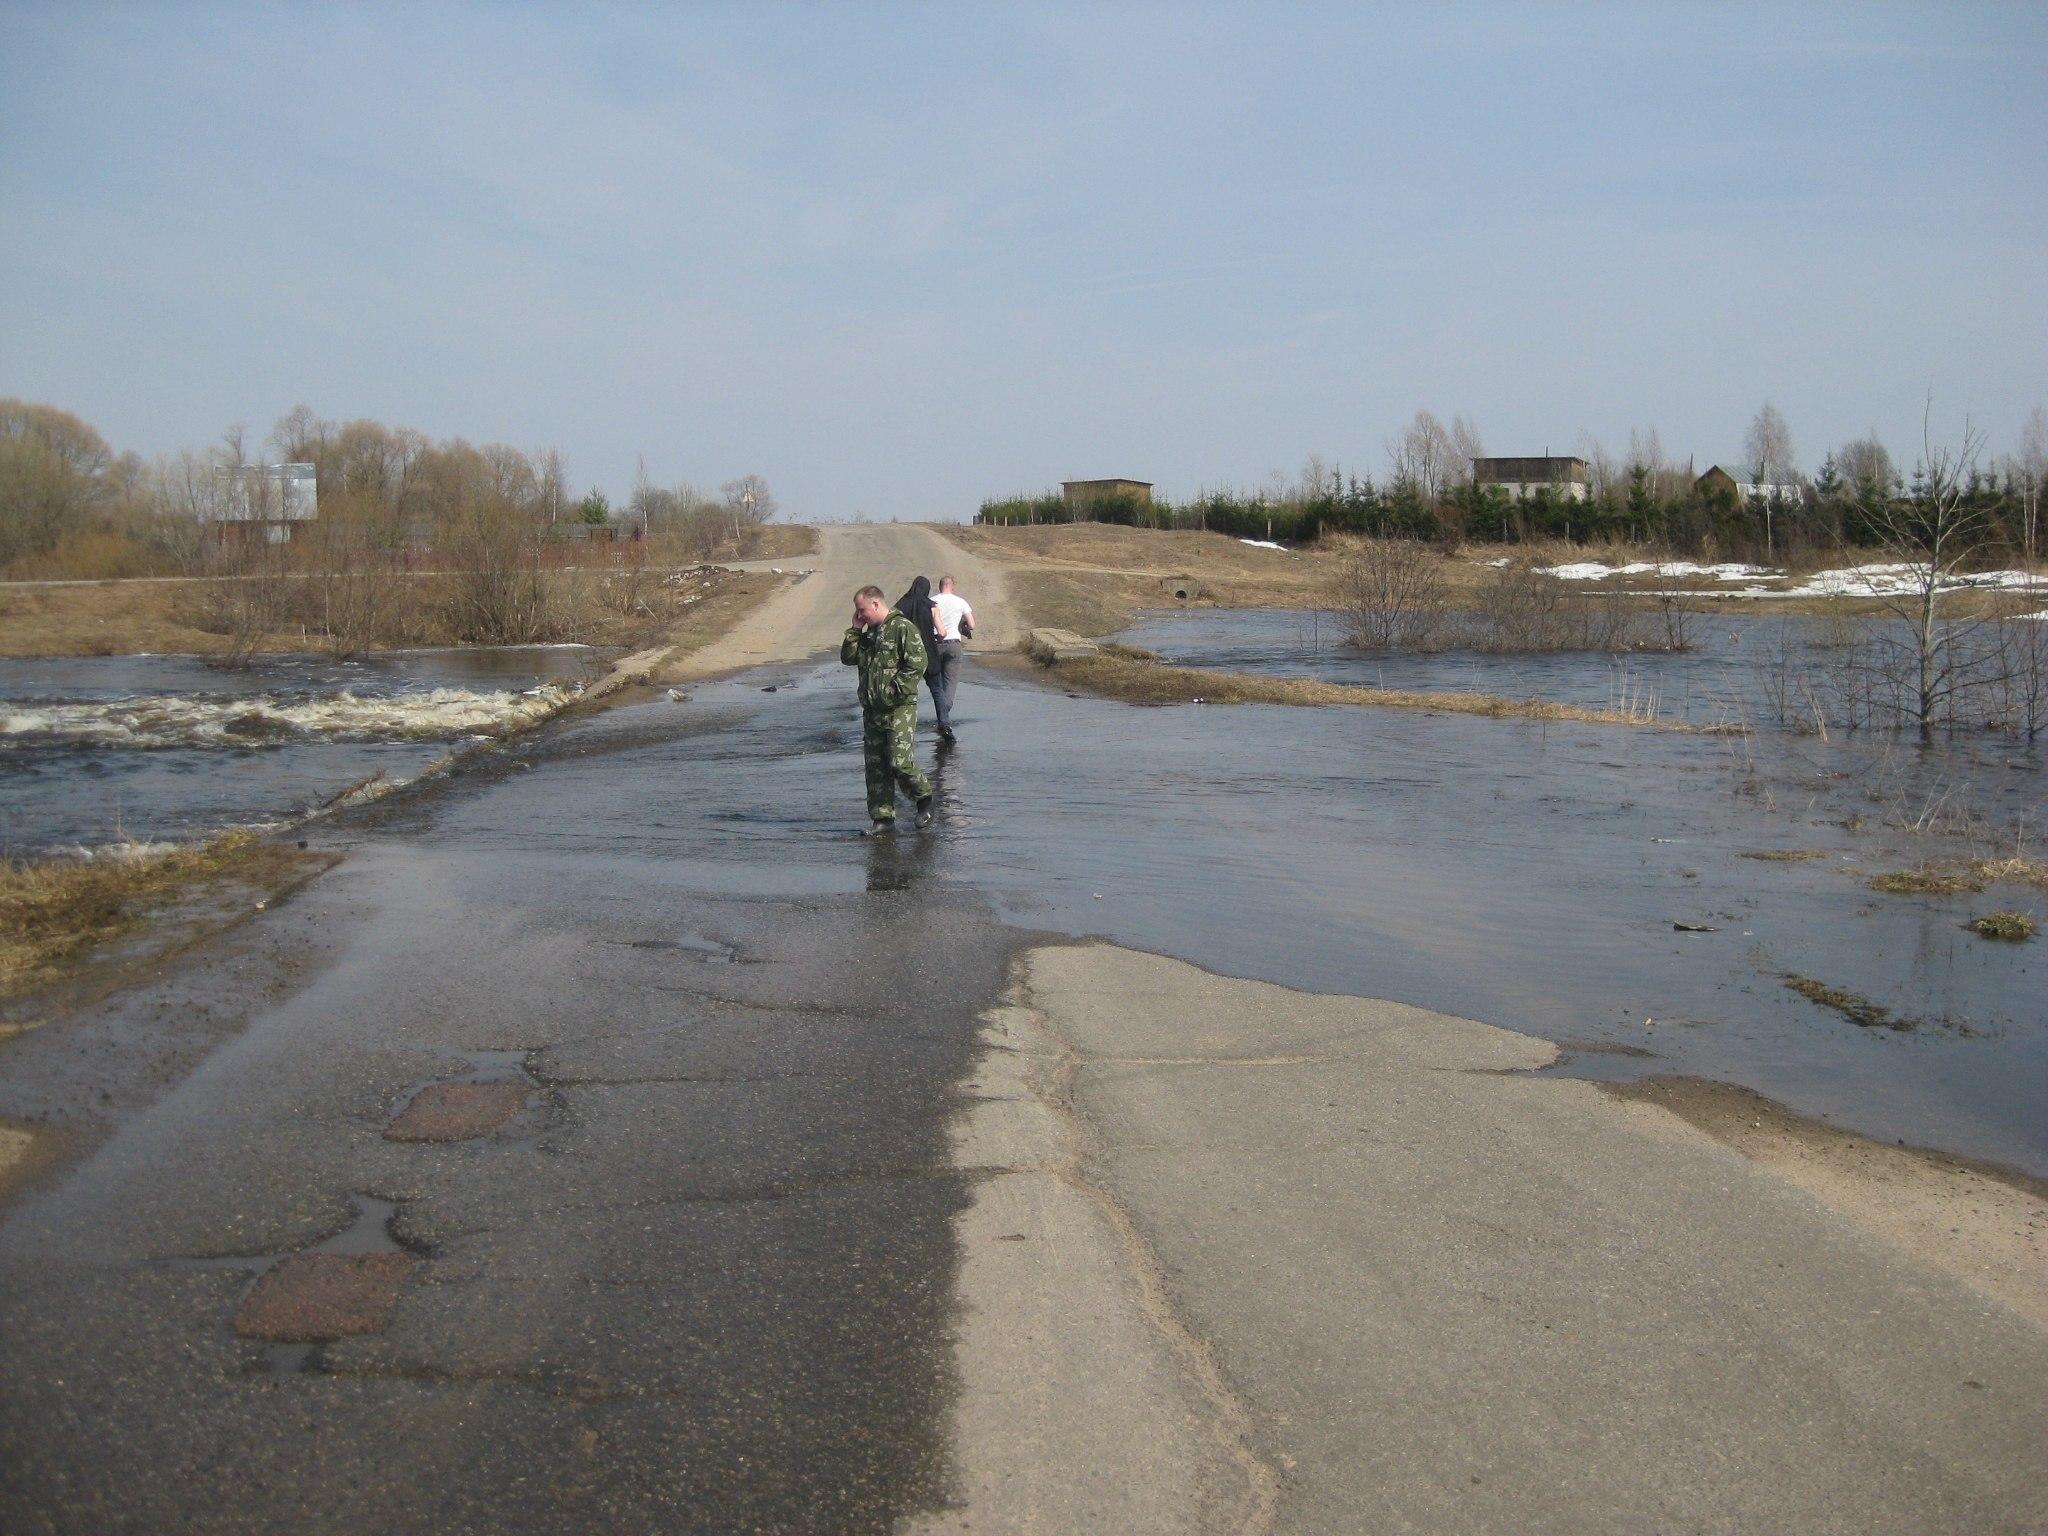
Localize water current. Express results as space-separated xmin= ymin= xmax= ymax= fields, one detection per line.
xmin=1 ymin=647 xmax=606 ymax=853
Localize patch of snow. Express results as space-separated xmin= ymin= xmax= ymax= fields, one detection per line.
xmin=1539 ymin=560 xmax=1779 ymax=582
xmin=1239 ymin=538 xmax=1287 ymax=551
xmin=1780 ymin=564 xmax=2046 ymax=598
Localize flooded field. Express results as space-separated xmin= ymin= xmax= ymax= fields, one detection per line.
xmin=0 ymin=647 xmax=606 ymax=854
xmin=375 ymin=653 xmax=2046 ymax=1178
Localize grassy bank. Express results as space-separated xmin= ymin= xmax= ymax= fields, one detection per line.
xmin=1024 ymin=643 xmax=1728 ymax=732
xmin=957 ymin=522 xmax=2047 ymax=638
xmin=0 ymin=832 xmax=329 ymax=1012
xmin=0 ymin=561 xmax=783 ymax=659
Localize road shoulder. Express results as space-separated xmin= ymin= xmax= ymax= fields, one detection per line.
xmin=930 ymin=941 xmax=2048 ymax=1533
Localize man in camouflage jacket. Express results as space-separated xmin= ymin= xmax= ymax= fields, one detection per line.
xmin=841 ymin=585 xmax=934 ymax=830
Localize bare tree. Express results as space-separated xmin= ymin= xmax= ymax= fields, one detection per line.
xmin=2012 ymin=404 xmax=2045 ymax=567
xmin=720 ymin=474 xmax=777 ymax=547
xmin=1744 ymin=402 xmax=1797 ymax=486
xmin=0 ymin=399 xmax=113 ymax=566
xmin=1859 ymin=406 xmax=1992 ymax=742
xmin=1833 ymin=434 xmax=1895 ymax=497
xmin=1298 ymin=454 xmax=1337 ymax=500
xmin=1447 ymin=416 xmax=1485 ymax=487
xmin=1577 ymin=431 xmax=1621 ymax=505
xmin=1386 ymin=410 xmax=1458 ymax=502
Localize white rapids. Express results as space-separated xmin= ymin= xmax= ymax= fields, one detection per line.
xmin=1 ymin=685 xmax=573 ymax=749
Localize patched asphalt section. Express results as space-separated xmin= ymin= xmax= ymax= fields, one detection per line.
xmin=383 ymin=1080 xmax=531 ymax=1142
xmin=0 ymin=674 xmax=1032 ymax=1534
xmin=234 ymin=1252 xmax=413 ymax=1342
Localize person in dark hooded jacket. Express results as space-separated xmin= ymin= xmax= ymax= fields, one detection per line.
xmin=896 ymin=576 xmax=944 ymax=728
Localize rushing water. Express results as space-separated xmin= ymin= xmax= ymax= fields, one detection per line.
xmin=374 ymin=651 xmax=2046 ymax=1176
xmin=0 ymin=647 xmax=606 ymax=853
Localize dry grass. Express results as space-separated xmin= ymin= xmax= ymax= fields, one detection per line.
xmin=1869 ymin=867 xmax=1988 ymax=896
xmin=0 ymin=563 xmax=771 ymax=659
xmin=743 ymin=524 xmax=820 ymax=561
xmin=0 ymin=833 xmax=320 ymax=1001
xmin=1966 ymin=912 xmax=2038 ymax=941
xmin=1971 ymin=856 xmax=2048 ymax=890
xmin=955 ymin=522 xmax=2039 ymax=629
xmin=1783 ymin=974 xmax=1910 ymax=1031
xmin=1740 ymin=849 xmax=1832 ymax=862
xmin=1025 ymin=645 xmax=1730 ymax=732
xmin=0 ymin=579 xmax=236 ymax=657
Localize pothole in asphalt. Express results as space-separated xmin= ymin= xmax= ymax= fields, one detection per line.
xmin=161 ymin=1193 xmax=419 ymax=1374
xmin=608 ymin=932 xmax=741 ymax=962
xmin=385 ymin=1049 xmax=544 ymax=1143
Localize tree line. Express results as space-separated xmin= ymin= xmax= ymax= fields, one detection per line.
xmin=0 ymin=400 xmax=777 ymax=581
xmin=979 ymin=403 xmax=2048 ymax=566
xmin=0 ymin=399 xmax=778 ymax=657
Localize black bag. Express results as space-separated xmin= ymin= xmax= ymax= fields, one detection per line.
xmin=959 ymin=613 xmax=974 ymax=640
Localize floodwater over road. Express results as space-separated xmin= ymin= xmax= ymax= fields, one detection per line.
xmin=0 ymin=647 xmax=607 ymax=853
xmin=388 ymin=651 xmax=2045 ymax=1177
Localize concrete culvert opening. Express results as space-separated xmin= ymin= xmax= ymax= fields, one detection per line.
xmin=1160 ymin=575 xmax=1201 ymax=602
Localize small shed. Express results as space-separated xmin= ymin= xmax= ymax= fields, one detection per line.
xmin=1062 ymin=478 xmax=1153 ymax=509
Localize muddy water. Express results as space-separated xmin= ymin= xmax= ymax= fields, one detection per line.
xmin=0 ymin=647 xmax=606 ymax=853
xmin=397 ymin=653 xmax=2045 ymax=1177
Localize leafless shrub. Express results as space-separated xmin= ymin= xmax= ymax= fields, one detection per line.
xmin=1987 ymin=601 xmax=2048 ymax=742
xmin=1338 ymin=537 xmax=1447 ymax=649
xmin=1858 ymin=407 xmax=1994 ymax=742
xmin=299 ymin=495 xmax=405 ymax=657
xmin=1471 ymin=562 xmax=1640 ymax=653
xmin=1636 ymin=556 xmax=1702 ymax=652
xmin=197 ymin=536 xmax=295 ymax=666
xmin=439 ymin=492 xmax=554 ymax=644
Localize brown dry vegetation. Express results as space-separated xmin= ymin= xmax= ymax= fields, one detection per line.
xmin=1023 ymin=643 xmax=1727 ymax=732
xmin=1869 ymin=867 xmax=1988 ymax=896
xmin=1865 ymin=857 xmax=2048 ymax=898
xmin=743 ymin=524 xmax=820 ymax=562
xmin=954 ymin=521 xmax=2046 ymax=637
xmin=0 ymin=564 xmax=774 ymax=659
xmin=1782 ymin=974 xmax=1908 ymax=1031
xmin=0 ymin=833 xmax=325 ymax=1007
xmin=1966 ymin=912 xmax=2038 ymax=941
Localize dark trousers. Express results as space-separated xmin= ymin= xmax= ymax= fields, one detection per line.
xmin=927 ymin=640 xmax=964 ymax=728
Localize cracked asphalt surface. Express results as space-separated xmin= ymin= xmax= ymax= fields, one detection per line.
xmin=0 ymin=668 xmax=1031 ymax=1533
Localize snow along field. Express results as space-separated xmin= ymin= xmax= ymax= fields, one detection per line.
xmin=1531 ymin=559 xmax=2047 ymax=599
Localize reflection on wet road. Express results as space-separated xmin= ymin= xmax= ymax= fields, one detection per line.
xmin=441 ymin=653 xmax=2042 ymax=1174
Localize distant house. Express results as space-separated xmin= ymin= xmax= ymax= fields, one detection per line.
xmin=1696 ymin=466 xmax=1802 ymax=503
xmin=1471 ymin=456 xmax=1590 ymax=502
xmin=1062 ymin=478 xmax=1153 ymax=509
xmin=205 ymin=462 xmax=318 ymax=543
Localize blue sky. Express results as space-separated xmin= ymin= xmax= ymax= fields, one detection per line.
xmin=2 ymin=3 xmax=2043 ymax=518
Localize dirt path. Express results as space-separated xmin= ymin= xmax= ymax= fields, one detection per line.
xmin=657 ymin=522 xmax=1016 ymax=682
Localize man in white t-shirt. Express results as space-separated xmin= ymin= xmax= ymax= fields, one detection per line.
xmin=927 ymin=575 xmax=975 ymax=742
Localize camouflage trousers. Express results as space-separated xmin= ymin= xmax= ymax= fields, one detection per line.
xmin=862 ymin=703 xmax=931 ymax=822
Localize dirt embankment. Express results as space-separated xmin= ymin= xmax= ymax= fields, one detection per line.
xmin=0 ymin=531 xmax=817 ymax=660
xmin=947 ymin=523 xmax=1334 ymax=635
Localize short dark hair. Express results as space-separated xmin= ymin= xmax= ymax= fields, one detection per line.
xmin=855 ymin=584 xmax=885 ymax=603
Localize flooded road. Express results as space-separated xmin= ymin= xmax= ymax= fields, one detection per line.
xmin=441 ymin=651 xmax=2042 ymax=1175
xmin=4 ymin=620 xmax=2041 ymax=1531
xmin=0 ymin=647 xmax=607 ymax=853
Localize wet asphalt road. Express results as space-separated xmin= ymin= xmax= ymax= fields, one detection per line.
xmin=0 ymin=680 xmax=1029 ymax=1533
